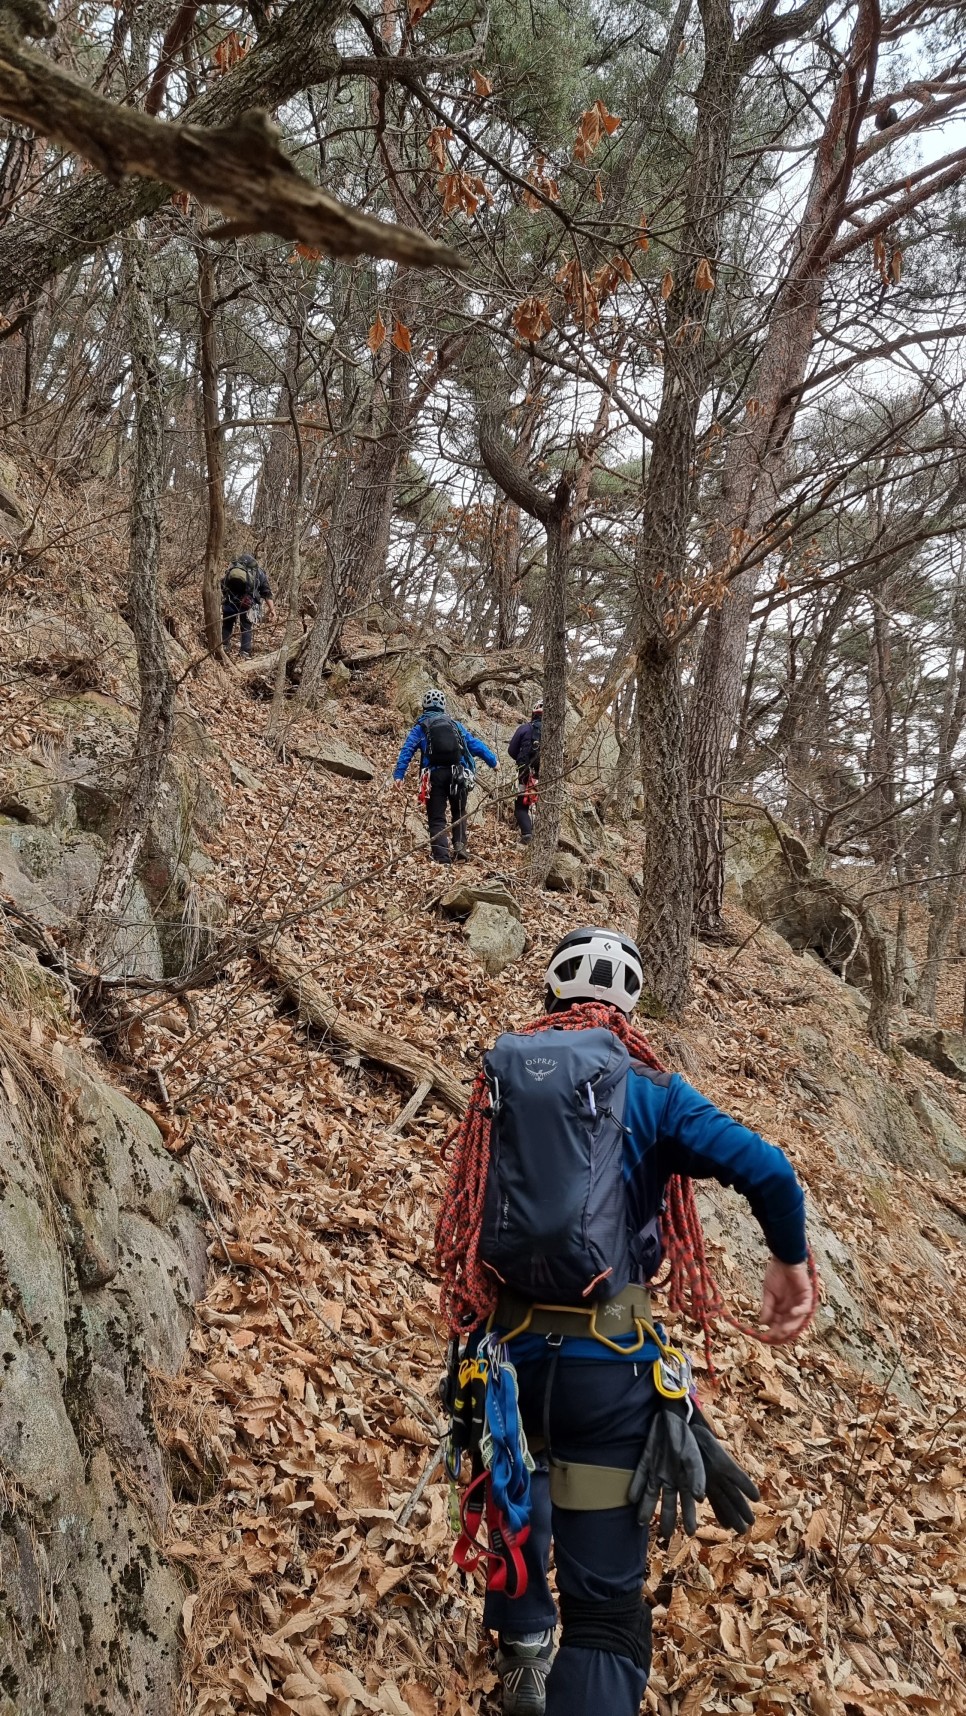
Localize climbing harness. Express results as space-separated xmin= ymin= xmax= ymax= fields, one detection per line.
xmin=434 ymin=1001 xmax=819 ymax=1373
xmin=418 ymin=768 xmax=429 ymax=806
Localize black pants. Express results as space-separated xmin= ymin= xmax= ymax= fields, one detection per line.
xmin=222 ymin=605 xmax=254 ymax=655
xmin=482 ymin=1355 xmax=657 ymax=1715
xmin=514 ymin=765 xmax=536 ymax=840
xmin=427 ymin=769 xmax=468 ymax=859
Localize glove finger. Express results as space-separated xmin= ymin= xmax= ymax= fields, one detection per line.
xmin=658 ymin=1485 xmax=678 ymax=1545
xmin=627 ymin=1462 xmax=648 ymax=1506
xmin=680 ymin=1489 xmax=698 ymax=1536
xmin=706 ymin=1481 xmax=756 ymax=1533
xmin=710 ymin=1442 xmax=759 ymax=1499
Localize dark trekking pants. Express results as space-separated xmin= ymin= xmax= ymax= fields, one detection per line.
xmin=427 ymin=768 xmax=468 ymax=860
xmin=222 ymin=604 xmax=254 ymax=656
xmin=514 ymin=764 xmax=536 ymax=840
xmin=482 ymin=1356 xmax=657 ymax=1716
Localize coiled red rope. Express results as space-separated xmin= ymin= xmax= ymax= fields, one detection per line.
xmin=434 ymin=1002 xmax=818 ymax=1371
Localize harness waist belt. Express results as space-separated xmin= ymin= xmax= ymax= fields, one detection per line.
xmin=494 ymin=1283 xmax=653 ymax=1342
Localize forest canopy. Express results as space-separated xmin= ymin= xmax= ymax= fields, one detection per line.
xmin=2 ymin=0 xmax=966 ymax=1027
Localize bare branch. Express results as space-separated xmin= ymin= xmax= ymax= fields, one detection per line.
xmin=0 ymin=18 xmax=460 ymax=269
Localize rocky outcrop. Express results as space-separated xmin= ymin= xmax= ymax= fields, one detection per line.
xmin=291 ymin=733 xmax=376 ymax=780
xmin=440 ymin=881 xmax=522 ymax=920
xmin=903 ymin=1029 xmax=966 ymax=1085
xmin=465 ymin=901 xmax=526 ymax=975
xmin=0 ymin=692 xmax=224 ymax=980
xmin=0 ymin=976 xmax=207 ymax=1716
xmin=545 ymin=849 xmax=583 ymax=892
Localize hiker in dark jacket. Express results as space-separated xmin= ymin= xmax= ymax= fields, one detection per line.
xmin=437 ymin=927 xmax=814 ymax=1716
xmin=507 ymin=703 xmax=542 ymax=844
xmin=221 ymin=553 xmax=276 ymax=659
xmin=393 ymin=688 xmax=498 ymax=863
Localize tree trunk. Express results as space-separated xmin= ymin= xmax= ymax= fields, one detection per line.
xmin=687 ymin=0 xmax=880 ymax=930
xmin=77 ymin=231 xmax=176 ymax=970
xmin=636 ymin=588 xmax=694 ymax=1016
xmin=196 ymin=237 xmax=226 ymax=657
xmin=528 ymin=505 xmax=571 ymax=886
xmin=632 ymin=0 xmax=745 ymax=1008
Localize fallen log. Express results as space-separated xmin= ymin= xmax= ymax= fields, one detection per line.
xmin=260 ymin=936 xmax=467 ymax=1114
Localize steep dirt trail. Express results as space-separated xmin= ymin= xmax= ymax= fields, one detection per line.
xmin=140 ymin=650 xmax=966 ymax=1716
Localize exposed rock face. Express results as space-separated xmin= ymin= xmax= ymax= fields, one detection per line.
xmin=903 ymin=1029 xmax=966 ymax=1085
xmin=0 ymin=1012 xmax=207 ymax=1716
xmin=0 ymin=692 xmax=224 ymax=980
xmin=465 ymin=901 xmax=526 ymax=975
xmin=291 ymin=734 xmax=376 ymax=780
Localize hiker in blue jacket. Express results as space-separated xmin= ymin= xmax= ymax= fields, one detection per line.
xmin=439 ymin=926 xmax=813 ymax=1716
xmin=393 ymin=688 xmax=498 ymax=863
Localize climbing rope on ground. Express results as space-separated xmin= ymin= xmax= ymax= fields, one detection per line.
xmin=434 ymin=1000 xmax=819 ymax=1371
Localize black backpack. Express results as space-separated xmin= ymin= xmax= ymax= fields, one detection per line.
xmin=421 ymin=710 xmax=468 ymax=769
xmin=224 ymin=560 xmax=258 ymax=605
xmin=528 ymin=716 xmax=542 ymax=774
xmin=479 ymin=1027 xmax=661 ymax=1303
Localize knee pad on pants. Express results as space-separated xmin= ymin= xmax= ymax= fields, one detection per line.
xmin=558 ymin=1591 xmax=652 ymax=1673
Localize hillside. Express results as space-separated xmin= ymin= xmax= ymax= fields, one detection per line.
xmin=0 ymin=507 xmax=965 ymax=1716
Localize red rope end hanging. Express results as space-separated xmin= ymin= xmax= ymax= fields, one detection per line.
xmin=434 ymin=1002 xmax=819 ymax=1368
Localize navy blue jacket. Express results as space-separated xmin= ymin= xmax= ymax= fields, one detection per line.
xmin=394 ymin=718 xmax=498 ymax=780
xmin=508 ymin=719 xmax=540 ymax=769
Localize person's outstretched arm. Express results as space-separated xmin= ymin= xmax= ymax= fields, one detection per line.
xmin=625 ymin=1069 xmax=811 ymax=1340
xmin=393 ymin=724 xmax=424 ymax=781
xmin=463 ymin=729 xmax=498 ymax=769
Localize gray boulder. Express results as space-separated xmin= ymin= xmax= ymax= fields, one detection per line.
xmin=465 ymin=901 xmax=526 ymax=975
xmin=545 ymin=849 xmax=584 ymax=892
xmin=441 ymin=881 xmax=521 ymax=920
xmin=292 ymin=734 xmax=375 ymax=780
xmin=903 ymin=1029 xmax=966 ymax=1085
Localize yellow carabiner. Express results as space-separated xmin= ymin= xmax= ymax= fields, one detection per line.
xmin=652 ymin=1344 xmax=690 ymax=1400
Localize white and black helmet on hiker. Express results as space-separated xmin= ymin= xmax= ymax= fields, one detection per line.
xmin=422 ymin=688 xmax=447 ymax=712
xmin=544 ymin=926 xmax=644 ymax=1015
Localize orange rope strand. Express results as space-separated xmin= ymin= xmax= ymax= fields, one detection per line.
xmin=434 ymin=1002 xmax=819 ymax=1369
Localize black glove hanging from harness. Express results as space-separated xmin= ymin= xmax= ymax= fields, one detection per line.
xmin=628 ymin=1402 xmax=706 ymax=1543
xmin=689 ymin=1403 xmax=760 ymax=1533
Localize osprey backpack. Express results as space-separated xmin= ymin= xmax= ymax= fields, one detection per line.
xmin=479 ymin=1026 xmax=661 ymax=1303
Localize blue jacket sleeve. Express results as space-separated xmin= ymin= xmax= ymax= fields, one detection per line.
xmin=508 ymin=723 xmax=528 ymax=761
xmin=623 ymin=1070 xmax=807 ymax=1265
xmin=393 ymin=723 xmax=426 ymax=780
xmin=256 ymin=569 xmax=273 ymax=600
xmin=462 ymin=727 xmax=498 ymax=769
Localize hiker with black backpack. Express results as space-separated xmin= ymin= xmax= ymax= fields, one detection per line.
xmin=508 ymin=702 xmax=542 ymax=845
xmin=393 ymin=689 xmax=498 ymax=864
xmin=221 ymin=553 xmax=276 ymax=659
xmin=435 ymin=927 xmax=816 ymax=1716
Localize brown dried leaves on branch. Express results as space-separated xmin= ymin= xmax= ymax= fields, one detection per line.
xmin=0 ymin=17 xmax=461 ymax=270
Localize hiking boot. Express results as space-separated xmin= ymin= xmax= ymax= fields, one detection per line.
xmin=432 ymin=853 xmax=453 ymax=864
xmin=453 ymin=845 xmax=469 ymax=861
xmin=496 ymin=1630 xmax=555 ymax=1715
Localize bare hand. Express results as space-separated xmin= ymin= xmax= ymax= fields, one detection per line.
xmin=760 ymin=1257 xmax=814 ymax=1342
xmin=392 ymin=777 xmax=404 ymax=790
xmin=265 ymin=601 xmax=277 ymax=621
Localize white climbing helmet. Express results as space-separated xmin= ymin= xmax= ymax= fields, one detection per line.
xmin=422 ymin=688 xmax=446 ymax=712
xmin=544 ymin=926 xmax=644 ymax=1015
